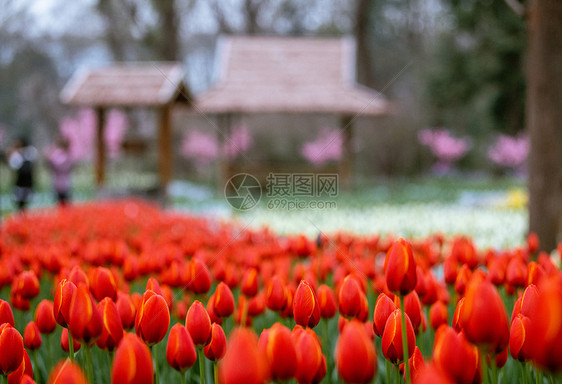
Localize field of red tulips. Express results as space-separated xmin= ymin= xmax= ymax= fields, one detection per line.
xmin=1 ymin=200 xmax=562 ymax=384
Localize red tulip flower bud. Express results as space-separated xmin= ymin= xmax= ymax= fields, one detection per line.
xmin=135 ymin=290 xmax=170 ymax=346
xmin=241 ymin=268 xmax=259 ymax=297
xmin=454 ymin=264 xmax=472 ymax=295
xmin=7 ymin=349 xmax=32 ymax=384
xmin=96 ymin=298 xmax=124 ymax=352
xmin=23 ymin=321 xmax=42 ymax=351
xmin=258 ymin=323 xmax=297 ymax=381
xmin=248 ymin=292 xmax=266 ymax=317
xmin=35 ymin=299 xmax=56 ymax=335
xmin=213 ymin=282 xmax=235 ymax=318
xmin=116 ymin=291 xmax=136 ymax=330
xmin=68 ymin=283 xmax=103 ymax=344
xmin=12 ymin=271 xmax=40 ymax=301
xmin=429 ymin=301 xmax=448 ymax=331
xmin=48 ymin=360 xmax=88 ymax=384
xmin=433 ymin=326 xmax=479 ymax=384
xmin=0 ymin=299 xmax=15 ymax=327
xmin=527 ymin=232 xmax=539 ymax=254
xmin=317 ymin=284 xmax=337 ymax=319
xmin=373 ymin=293 xmax=396 ymax=337
xmin=0 ymin=323 xmax=24 ymax=375
xmin=336 ymin=320 xmax=377 ymax=384
xmin=461 ymin=279 xmax=509 ymax=353
xmin=185 ymin=300 xmax=211 ymax=347
xmin=452 ymin=297 xmax=466 ymax=332
xmin=394 ymin=291 xmax=422 ymax=331
xmin=506 ymin=257 xmax=528 ymax=288
xmin=188 ymin=257 xmax=212 ymax=294
xmin=61 ymin=328 xmax=81 ymax=353
xmin=338 ymin=275 xmax=363 ymax=318
xmin=266 ymin=275 xmax=287 ymax=312
xmin=381 ymin=309 xmax=416 ymax=364
xmin=293 ymin=280 xmax=321 ymax=328
xmin=294 ymin=327 xmax=324 ymax=384
xmin=166 ymin=323 xmax=197 ymax=372
xmin=527 ymin=262 xmax=545 ymax=286
xmin=53 ymin=279 xmax=77 ymax=328
xmin=10 ymin=293 xmax=30 ymax=312
xmin=400 ymin=346 xmax=425 ymax=383
xmin=68 ymin=266 xmax=89 ymax=288
xmin=204 ymin=323 xmax=227 ymax=362
xmin=112 ymin=333 xmax=153 ymax=384
xmin=219 ymin=328 xmax=268 ymax=384
xmin=510 ymin=314 xmax=532 ymax=362
xmin=384 ymin=238 xmax=417 ymax=296
xmin=146 ymin=277 xmax=163 ymax=296
xmin=90 ymin=267 xmax=118 ymax=301
xmin=443 ymin=257 xmax=459 ymax=285
xmin=512 ymin=284 xmax=539 ymax=321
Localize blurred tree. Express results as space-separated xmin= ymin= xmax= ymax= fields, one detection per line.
xmin=523 ymin=0 xmax=562 ymax=252
xmin=424 ymin=0 xmax=525 ymax=136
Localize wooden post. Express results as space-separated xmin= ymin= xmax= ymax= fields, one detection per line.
xmin=158 ymin=105 xmax=172 ymax=199
xmin=217 ymin=113 xmax=232 ymax=192
xmin=340 ymin=115 xmax=353 ymax=190
xmin=95 ymin=107 xmax=106 ymax=187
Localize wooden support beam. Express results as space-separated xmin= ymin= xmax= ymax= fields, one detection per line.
xmin=158 ymin=105 xmax=172 ymax=196
xmin=217 ymin=113 xmax=232 ymax=191
xmin=340 ymin=115 xmax=353 ymax=190
xmin=95 ymin=107 xmax=106 ymax=187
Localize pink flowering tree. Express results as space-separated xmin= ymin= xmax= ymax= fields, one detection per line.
xmin=181 ymin=124 xmax=253 ymax=171
xmin=59 ymin=108 xmax=129 ymax=161
xmin=487 ymin=134 xmax=528 ymax=173
xmin=301 ymin=127 xmax=343 ymax=167
xmin=418 ymin=128 xmax=472 ymax=174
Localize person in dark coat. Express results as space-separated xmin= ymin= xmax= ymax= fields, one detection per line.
xmin=7 ymin=137 xmax=37 ymax=211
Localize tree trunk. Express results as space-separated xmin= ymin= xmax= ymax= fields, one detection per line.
xmin=355 ymin=0 xmax=375 ymax=88
xmin=527 ymin=0 xmax=562 ymax=251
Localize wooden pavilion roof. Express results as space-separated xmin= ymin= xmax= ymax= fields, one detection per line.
xmin=196 ymin=36 xmax=391 ymax=115
xmin=60 ymin=62 xmax=191 ymax=107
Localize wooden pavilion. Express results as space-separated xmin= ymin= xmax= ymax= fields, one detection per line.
xmin=60 ymin=62 xmax=191 ymax=195
xmin=196 ymin=36 xmax=392 ymax=188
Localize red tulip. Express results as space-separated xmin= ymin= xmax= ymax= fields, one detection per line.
xmin=452 ymin=297 xmax=465 ymax=332
xmin=400 ymin=346 xmax=425 ymax=382
xmin=293 ymin=327 xmax=324 ymax=384
xmin=384 ymin=238 xmax=417 ymax=296
xmin=214 ymin=282 xmax=235 ymax=318
xmin=527 ymin=262 xmax=545 ymax=286
xmin=248 ymin=292 xmax=266 ymax=317
xmin=0 ymin=323 xmax=24 ymax=375
xmin=96 ymin=298 xmax=124 ymax=352
xmin=112 ymin=333 xmax=153 ymax=384
xmin=219 ymin=328 xmax=268 ymax=384
xmin=12 ymin=271 xmax=40 ymax=300
xmin=433 ymin=326 xmax=478 ymax=384
xmin=135 ymin=290 xmax=170 ymax=346
xmin=527 ymin=232 xmax=539 ymax=254
xmin=338 ymin=275 xmax=363 ymax=318
xmin=510 ymin=314 xmax=532 ymax=362
xmin=0 ymin=299 xmax=15 ymax=327
xmin=68 ymin=266 xmax=89 ymax=288
xmin=204 ymin=323 xmax=227 ymax=361
xmin=185 ymin=300 xmax=211 ymax=347
xmin=35 ymin=300 xmax=57 ymax=335
xmin=146 ymin=277 xmax=163 ymax=296
xmin=166 ymin=323 xmax=197 ymax=372
xmin=461 ymin=279 xmax=509 ymax=353
xmin=7 ymin=350 xmax=32 ymax=384
xmin=241 ymin=268 xmax=259 ymax=297
xmin=116 ymin=291 xmax=136 ymax=330
xmin=61 ymin=328 xmax=81 ymax=353
xmin=394 ymin=291 xmax=422 ymax=331
xmin=506 ymin=257 xmax=528 ymax=288
xmin=317 ymin=284 xmax=337 ymax=319
xmin=90 ymin=267 xmax=118 ymax=301
xmin=381 ymin=309 xmax=416 ymax=364
xmin=443 ymin=257 xmax=459 ymax=285
xmin=415 ymin=364 xmax=454 ymax=384
xmin=188 ymin=257 xmax=212 ymax=294
xmin=454 ymin=264 xmax=472 ymax=295
xmin=265 ymin=276 xmax=287 ymax=312
xmin=336 ymin=320 xmax=376 ymax=384
xmin=429 ymin=301 xmax=448 ymax=331
xmin=373 ymin=293 xmax=396 ymax=337
xmin=48 ymin=360 xmax=88 ymax=384
xmin=23 ymin=321 xmax=42 ymax=350
xmin=68 ymin=283 xmax=103 ymax=344
xmin=293 ymin=280 xmax=321 ymax=328
xmin=53 ymin=279 xmax=77 ymax=328
xmin=259 ymin=323 xmax=297 ymax=381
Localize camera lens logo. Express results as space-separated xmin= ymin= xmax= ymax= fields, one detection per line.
xmin=224 ymin=173 xmax=262 ymax=210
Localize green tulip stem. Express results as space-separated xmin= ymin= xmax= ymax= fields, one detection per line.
xmin=153 ymin=344 xmax=160 ymax=384
xmin=68 ymin=331 xmax=75 ymax=362
xmin=198 ymin=348 xmax=207 ymax=384
xmin=400 ymin=296 xmax=411 ymax=384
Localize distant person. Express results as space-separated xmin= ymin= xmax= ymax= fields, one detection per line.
xmin=7 ymin=137 xmax=37 ymax=211
xmin=45 ymin=137 xmax=73 ymax=206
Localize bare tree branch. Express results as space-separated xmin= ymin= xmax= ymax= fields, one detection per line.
xmin=504 ymin=0 xmax=526 ymax=17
